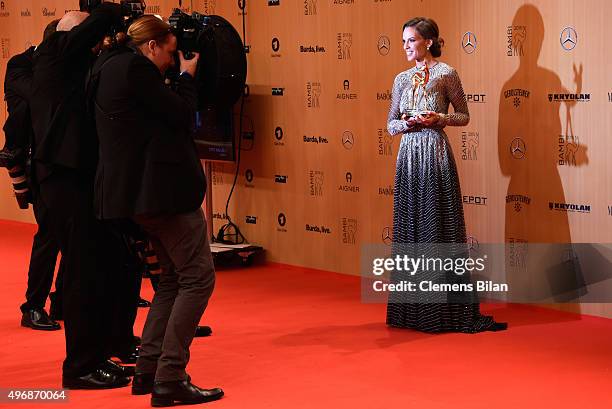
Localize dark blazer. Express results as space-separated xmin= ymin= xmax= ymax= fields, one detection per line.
xmin=29 ymin=3 xmax=122 ymax=182
xmin=93 ymin=48 xmax=205 ymax=219
xmin=2 ymin=46 xmax=35 ymax=156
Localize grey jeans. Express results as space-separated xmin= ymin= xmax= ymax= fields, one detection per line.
xmin=133 ymin=208 xmax=215 ymax=382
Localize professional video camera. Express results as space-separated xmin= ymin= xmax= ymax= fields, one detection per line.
xmin=168 ymin=9 xmax=247 ymax=109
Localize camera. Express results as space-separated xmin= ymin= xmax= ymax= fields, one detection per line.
xmin=80 ymin=0 xmax=146 ymax=31
xmin=168 ymin=8 xmax=247 ymax=109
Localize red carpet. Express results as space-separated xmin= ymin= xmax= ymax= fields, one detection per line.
xmin=1 ymin=220 xmax=611 ymax=408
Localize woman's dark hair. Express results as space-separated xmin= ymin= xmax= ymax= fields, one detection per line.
xmin=403 ymin=17 xmax=444 ymax=58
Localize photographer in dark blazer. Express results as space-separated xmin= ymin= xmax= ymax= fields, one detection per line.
xmin=93 ymin=16 xmax=222 ymax=406
xmin=29 ymin=4 xmax=132 ymax=389
xmin=1 ymin=20 xmax=65 ymax=332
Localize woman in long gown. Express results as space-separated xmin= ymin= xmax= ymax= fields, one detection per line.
xmin=385 ymin=17 xmax=506 ymax=333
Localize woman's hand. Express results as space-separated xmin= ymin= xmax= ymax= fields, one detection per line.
xmin=401 ymin=113 xmax=418 ymax=128
xmin=415 ymin=111 xmax=441 ymax=127
xmin=178 ymin=51 xmax=200 ymax=78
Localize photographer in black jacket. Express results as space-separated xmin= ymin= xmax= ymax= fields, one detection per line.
xmin=29 ymin=3 xmax=132 ymax=389
xmin=93 ymin=15 xmax=222 ymax=406
xmin=1 ymin=20 xmax=67 ymax=331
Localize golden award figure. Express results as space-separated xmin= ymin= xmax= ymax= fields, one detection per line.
xmin=401 ymin=63 xmax=431 ymax=121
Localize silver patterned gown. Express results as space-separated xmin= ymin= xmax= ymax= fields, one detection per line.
xmin=385 ymin=62 xmax=496 ymax=333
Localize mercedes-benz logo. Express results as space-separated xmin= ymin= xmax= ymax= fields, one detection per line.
xmin=278 ymin=213 xmax=286 ymax=227
xmin=342 ymin=130 xmax=354 ymax=150
xmin=382 ymin=227 xmax=392 ymax=246
xmin=560 ymin=27 xmax=577 ymax=51
xmin=510 ymin=137 xmax=526 ymax=159
xmin=377 ymin=35 xmax=390 ymax=56
xmin=462 ymin=31 xmax=477 ymax=54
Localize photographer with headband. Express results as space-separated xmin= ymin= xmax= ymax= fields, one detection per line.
xmin=92 ymin=15 xmax=222 ymax=406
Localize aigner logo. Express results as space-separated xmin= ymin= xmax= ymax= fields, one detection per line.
xmin=558 ymin=135 xmax=580 ymax=166
xmin=507 ymin=25 xmax=526 ymax=57
xmin=337 ymin=33 xmax=352 ymax=60
xmin=0 ymin=1 xmax=9 ymax=17
xmin=341 ymin=218 xmax=357 ymax=245
xmin=309 ymin=171 xmax=324 ymax=196
xmin=377 ymin=128 xmax=393 ymax=156
xmin=510 ymin=137 xmax=526 ymax=159
xmin=504 ymin=88 xmax=530 ymax=108
xmin=274 ymin=126 xmax=284 ymax=146
xmin=338 ymin=172 xmax=359 ymax=193
xmin=306 ymin=82 xmax=321 ymax=108
xmin=466 ymin=94 xmax=486 ymax=103
xmin=549 ymin=202 xmax=591 ymax=213
xmin=377 ymin=35 xmax=390 ymax=56
xmin=342 ymin=130 xmax=354 ymax=150
xmin=461 ymin=132 xmax=479 ymax=160
xmin=337 ymin=80 xmax=357 ymax=100
xmin=506 ymin=195 xmax=531 ymax=212
xmin=560 ymin=27 xmax=577 ymax=51
xmin=246 ymin=216 xmax=257 ymax=224
xmin=304 ymin=0 xmax=317 ymax=15
xmin=463 ymin=195 xmax=488 ymax=206
xmin=462 ymin=31 xmax=477 ymax=54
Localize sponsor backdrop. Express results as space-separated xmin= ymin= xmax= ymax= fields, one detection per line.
xmin=1 ymin=1 xmax=611 ymax=315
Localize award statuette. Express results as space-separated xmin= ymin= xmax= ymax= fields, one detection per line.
xmin=402 ymin=63 xmax=431 ymax=120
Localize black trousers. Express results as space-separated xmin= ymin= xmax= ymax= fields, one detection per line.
xmin=20 ymin=193 xmax=64 ymax=313
xmin=38 ymin=169 xmax=111 ymax=377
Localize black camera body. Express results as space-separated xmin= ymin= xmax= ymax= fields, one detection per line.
xmin=81 ymin=0 xmax=146 ymax=31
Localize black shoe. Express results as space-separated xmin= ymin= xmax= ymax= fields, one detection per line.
xmin=62 ymin=368 xmax=131 ymax=390
xmin=102 ymin=359 xmax=135 ymax=377
xmin=116 ymin=346 xmax=139 ymax=364
xmin=132 ymin=372 xmax=155 ymax=395
xmin=21 ymin=308 xmax=61 ymax=331
xmin=151 ymin=380 xmax=223 ymax=407
xmin=138 ymin=298 xmax=151 ymax=308
xmin=194 ymin=326 xmax=212 ymax=338
xmin=487 ymin=322 xmax=508 ymax=332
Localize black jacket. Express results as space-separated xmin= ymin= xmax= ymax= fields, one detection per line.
xmin=29 ymin=3 xmax=122 ymax=182
xmin=93 ymin=48 xmax=205 ymax=219
xmin=2 ymin=46 xmax=35 ymax=157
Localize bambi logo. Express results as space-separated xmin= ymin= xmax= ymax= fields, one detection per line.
xmin=461 ymin=132 xmax=479 ymax=161
xmin=560 ymin=27 xmax=577 ymax=51
xmin=382 ymin=227 xmax=392 ymax=246
xmin=507 ymin=25 xmax=526 ymax=57
xmin=306 ymin=82 xmax=321 ymax=108
xmin=309 ymin=171 xmax=324 ymax=196
xmin=377 ymin=128 xmax=393 ymax=156
xmin=377 ymin=35 xmax=390 ymax=55
xmin=342 ymin=130 xmax=354 ymax=150
xmin=558 ymin=135 xmax=580 ymax=166
xmin=462 ymin=31 xmax=477 ymax=54
xmin=203 ymin=0 xmax=216 ymax=15
xmin=341 ymin=218 xmax=357 ymax=245
xmin=337 ymin=33 xmax=352 ymax=60
xmin=510 ymin=137 xmax=526 ymax=159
